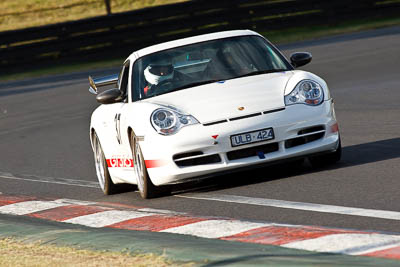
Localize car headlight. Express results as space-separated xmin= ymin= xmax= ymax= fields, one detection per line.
xmin=151 ymin=108 xmax=199 ymax=135
xmin=285 ymin=80 xmax=324 ymax=106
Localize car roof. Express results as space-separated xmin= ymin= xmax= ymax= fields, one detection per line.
xmin=128 ymin=29 xmax=262 ymax=60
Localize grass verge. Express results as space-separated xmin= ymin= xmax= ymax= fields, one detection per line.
xmin=0 ymin=238 xmax=191 ymax=267
xmin=1 ymin=16 xmax=400 ymax=82
xmin=0 ymin=0 xmax=188 ymax=32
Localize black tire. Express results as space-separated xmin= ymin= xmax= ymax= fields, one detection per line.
xmin=309 ymin=138 xmax=342 ymax=167
xmin=93 ymin=133 xmax=117 ymax=195
xmin=130 ymin=133 xmax=158 ymax=199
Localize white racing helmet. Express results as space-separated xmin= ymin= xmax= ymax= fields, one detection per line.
xmin=144 ymin=64 xmax=174 ymax=85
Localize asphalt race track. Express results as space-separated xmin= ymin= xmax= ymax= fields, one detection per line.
xmin=0 ymin=26 xmax=399 ymax=236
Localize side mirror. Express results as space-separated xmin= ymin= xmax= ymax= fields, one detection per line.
xmin=96 ymin=88 xmax=123 ymax=104
xmin=290 ymin=52 xmax=312 ymax=68
xmin=88 ymin=74 xmax=119 ymax=95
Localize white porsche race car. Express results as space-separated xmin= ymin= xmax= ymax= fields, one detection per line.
xmin=89 ymin=30 xmax=341 ymax=199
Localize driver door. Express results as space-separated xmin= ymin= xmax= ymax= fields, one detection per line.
xmin=102 ymin=62 xmax=132 ymax=179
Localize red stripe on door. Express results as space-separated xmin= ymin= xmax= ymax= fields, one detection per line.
xmin=106 ymin=159 xmax=134 ymax=168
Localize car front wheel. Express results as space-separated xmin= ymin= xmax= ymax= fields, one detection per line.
xmin=130 ymin=133 xmax=158 ymax=199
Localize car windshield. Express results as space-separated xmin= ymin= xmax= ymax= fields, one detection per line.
xmin=132 ymin=35 xmax=292 ymax=101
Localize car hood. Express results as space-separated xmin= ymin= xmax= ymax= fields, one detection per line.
xmin=146 ymin=72 xmax=293 ymax=123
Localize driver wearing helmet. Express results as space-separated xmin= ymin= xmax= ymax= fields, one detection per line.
xmin=143 ymin=63 xmax=174 ymax=96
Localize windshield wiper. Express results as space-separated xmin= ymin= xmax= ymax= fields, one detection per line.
xmin=230 ymin=69 xmax=288 ymax=80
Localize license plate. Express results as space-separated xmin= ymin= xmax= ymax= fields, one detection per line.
xmin=231 ymin=128 xmax=274 ymax=147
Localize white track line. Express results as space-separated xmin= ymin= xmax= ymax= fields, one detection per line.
xmin=0 ymin=172 xmax=99 ymax=188
xmin=54 ymin=198 xmax=97 ymax=206
xmin=178 ymin=193 xmax=400 ymax=221
xmin=282 ymin=233 xmax=400 ymax=255
xmin=0 ymin=200 xmax=69 ymax=215
xmin=161 ymin=219 xmax=269 ymax=238
xmin=137 ymin=207 xmax=187 ymax=215
xmin=62 ymin=210 xmax=155 ymax=228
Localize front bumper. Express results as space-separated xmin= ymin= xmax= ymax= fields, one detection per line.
xmin=141 ymin=100 xmax=339 ymax=186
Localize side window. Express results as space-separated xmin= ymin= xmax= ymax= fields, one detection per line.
xmin=119 ymin=62 xmax=130 ymax=100
xmin=132 ymin=60 xmax=144 ymax=102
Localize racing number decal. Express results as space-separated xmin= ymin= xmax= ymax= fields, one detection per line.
xmin=115 ymin=113 xmax=122 ymax=144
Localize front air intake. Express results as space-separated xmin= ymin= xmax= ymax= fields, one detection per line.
xmin=285 ymin=126 xmax=325 ymax=149
xmin=173 ymin=152 xmax=221 ymax=167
